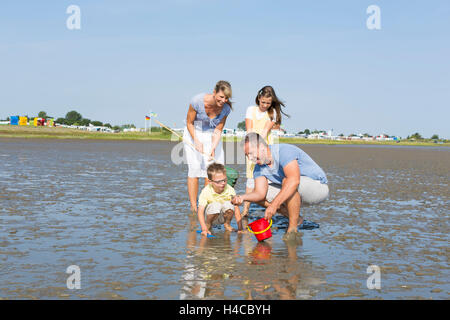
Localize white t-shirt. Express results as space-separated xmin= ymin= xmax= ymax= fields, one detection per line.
xmin=245 ymin=106 xmax=277 ymax=122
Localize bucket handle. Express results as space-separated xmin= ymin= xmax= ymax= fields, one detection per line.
xmin=247 ymin=219 xmax=272 ymax=235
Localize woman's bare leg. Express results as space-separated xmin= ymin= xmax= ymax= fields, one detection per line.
xmin=187 ymin=177 xmax=199 ymax=213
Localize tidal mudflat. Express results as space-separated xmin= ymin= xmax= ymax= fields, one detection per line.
xmin=0 ymin=138 xmax=448 ymax=299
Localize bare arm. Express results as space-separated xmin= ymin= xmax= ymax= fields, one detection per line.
xmin=259 ymin=120 xmax=276 ymax=140
xmin=241 ymin=176 xmax=268 ymax=203
xmin=210 ymin=115 xmax=227 ymax=157
xmin=197 ymin=205 xmax=211 ymax=236
xmin=186 ymin=105 xmax=203 ymax=152
xmin=265 ymin=160 xmax=300 ymax=219
xmin=245 ymin=118 xmax=253 ymax=132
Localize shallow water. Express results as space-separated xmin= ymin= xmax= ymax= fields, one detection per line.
xmin=0 ymin=138 xmax=448 ymax=299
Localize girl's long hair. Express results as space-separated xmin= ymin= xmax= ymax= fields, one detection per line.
xmin=255 ymin=86 xmax=289 ymax=125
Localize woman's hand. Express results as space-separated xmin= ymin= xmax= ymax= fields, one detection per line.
xmin=209 ymin=148 xmax=215 ymax=159
xmin=194 ymin=139 xmax=204 ymax=154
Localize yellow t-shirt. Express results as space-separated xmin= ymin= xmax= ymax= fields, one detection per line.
xmin=198 ymin=184 xmax=236 ymax=207
xmin=245 ymin=106 xmax=276 ymax=178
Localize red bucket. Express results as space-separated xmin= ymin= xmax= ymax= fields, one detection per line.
xmin=247 ymin=218 xmax=272 ymax=241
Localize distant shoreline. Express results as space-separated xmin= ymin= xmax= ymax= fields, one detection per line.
xmin=1 ymin=125 xmax=448 ymax=147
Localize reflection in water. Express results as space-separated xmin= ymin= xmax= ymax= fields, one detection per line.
xmin=1 ymin=139 xmax=448 ymax=299
xmin=250 ymin=242 xmax=272 ymax=265
xmin=180 ymin=214 xmax=323 ymax=300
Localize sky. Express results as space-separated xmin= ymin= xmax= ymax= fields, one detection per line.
xmin=0 ymin=0 xmax=449 ymax=138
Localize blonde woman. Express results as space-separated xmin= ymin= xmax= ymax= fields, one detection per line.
xmin=242 ymin=86 xmax=289 ymax=217
xmin=184 ymin=80 xmax=233 ymax=213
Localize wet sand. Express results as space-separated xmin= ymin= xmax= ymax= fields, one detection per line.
xmin=0 ymin=138 xmax=448 ymax=299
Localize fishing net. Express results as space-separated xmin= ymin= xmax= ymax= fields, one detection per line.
xmin=225 ymin=166 xmax=239 ymax=188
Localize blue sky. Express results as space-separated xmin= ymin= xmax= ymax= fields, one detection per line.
xmin=1 ymin=0 xmax=449 ymax=138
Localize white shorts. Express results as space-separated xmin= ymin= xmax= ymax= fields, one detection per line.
xmin=205 ymin=201 xmax=235 ymax=225
xmin=183 ymin=127 xmax=224 ymax=178
xmin=266 ymin=176 xmax=329 ymax=205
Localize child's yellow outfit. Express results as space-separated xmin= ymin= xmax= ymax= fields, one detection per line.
xmin=245 ymin=106 xmax=276 ymax=186
xmin=198 ymin=184 xmax=236 ymax=225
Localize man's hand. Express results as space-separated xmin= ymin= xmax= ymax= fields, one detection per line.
xmin=231 ymin=195 xmax=243 ymax=206
xmin=264 ymin=204 xmax=277 ymax=221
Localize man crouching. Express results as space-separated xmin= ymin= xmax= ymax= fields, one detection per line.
xmin=197 ymin=163 xmax=243 ymax=237
xmin=231 ymin=133 xmax=329 ymax=241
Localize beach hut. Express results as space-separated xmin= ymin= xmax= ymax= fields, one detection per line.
xmin=33 ymin=117 xmax=46 ymax=126
xmin=19 ymin=116 xmax=28 ymax=126
xmin=10 ymin=116 xmax=19 ymax=125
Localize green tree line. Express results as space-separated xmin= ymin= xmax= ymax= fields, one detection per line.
xmin=52 ymin=110 xmax=121 ymax=130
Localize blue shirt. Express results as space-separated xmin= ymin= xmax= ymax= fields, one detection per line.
xmin=253 ymin=144 xmax=328 ymax=185
xmin=190 ymin=93 xmax=232 ymax=131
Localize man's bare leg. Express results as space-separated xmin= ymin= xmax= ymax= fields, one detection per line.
xmin=285 ymin=191 xmax=301 ymax=233
xmin=256 ymin=200 xmax=304 ymax=226
xmin=278 ymin=202 xmax=304 ymax=226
